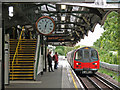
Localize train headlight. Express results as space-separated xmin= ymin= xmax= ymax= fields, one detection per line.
xmin=93 ymin=63 xmax=97 ymax=65
xmin=76 ymin=63 xmax=81 ymax=65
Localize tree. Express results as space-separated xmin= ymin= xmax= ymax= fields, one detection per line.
xmin=93 ymin=11 xmax=119 ymax=65
xmin=55 ymin=46 xmax=65 ymax=55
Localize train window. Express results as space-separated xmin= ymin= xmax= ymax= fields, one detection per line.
xmin=84 ymin=50 xmax=89 ymax=59
xmin=75 ymin=50 xmax=82 ymax=60
xmin=91 ymin=50 xmax=98 ymax=59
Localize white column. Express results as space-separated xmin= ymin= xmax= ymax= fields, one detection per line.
xmin=5 ymin=34 xmax=10 ymax=85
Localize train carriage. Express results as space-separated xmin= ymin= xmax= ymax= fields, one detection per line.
xmin=67 ymin=47 xmax=100 ymax=74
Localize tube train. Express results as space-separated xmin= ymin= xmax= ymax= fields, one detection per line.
xmin=67 ymin=47 xmax=100 ymax=74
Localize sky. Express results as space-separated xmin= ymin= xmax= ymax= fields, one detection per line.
xmin=75 ymin=24 xmax=104 ymax=46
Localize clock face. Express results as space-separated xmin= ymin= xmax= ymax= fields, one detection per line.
xmin=36 ymin=16 xmax=55 ymax=35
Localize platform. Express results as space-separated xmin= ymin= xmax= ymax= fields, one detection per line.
xmin=5 ymin=58 xmax=84 ymax=90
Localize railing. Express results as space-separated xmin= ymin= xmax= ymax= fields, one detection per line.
xmin=11 ymin=26 xmax=24 ymax=80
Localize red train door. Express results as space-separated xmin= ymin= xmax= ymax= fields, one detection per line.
xmin=83 ymin=49 xmax=91 ymax=70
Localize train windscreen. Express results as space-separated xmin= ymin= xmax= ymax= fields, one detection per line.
xmin=82 ymin=50 xmax=90 ymax=62
xmin=91 ymin=50 xmax=98 ymax=60
xmin=75 ymin=50 xmax=82 ymax=60
xmin=84 ymin=50 xmax=89 ymax=59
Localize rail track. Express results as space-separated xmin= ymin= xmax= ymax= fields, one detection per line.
xmin=78 ymin=74 xmax=120 ymax=90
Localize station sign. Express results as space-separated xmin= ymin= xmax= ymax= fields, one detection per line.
xmin=47 ymin=36 xmax=65 ymax=42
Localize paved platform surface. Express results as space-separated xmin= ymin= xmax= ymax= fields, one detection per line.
xmin=5 ymin=58 xmax=82 ymax=89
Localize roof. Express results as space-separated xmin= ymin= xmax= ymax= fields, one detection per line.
xmin=2 ymin=2 xmax=118 ymax=46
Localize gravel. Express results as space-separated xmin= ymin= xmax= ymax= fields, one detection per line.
xmin=96 ymin=72 xmax=120 ymax=86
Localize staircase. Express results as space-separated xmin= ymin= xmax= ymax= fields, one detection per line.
xmin=10 ymin=39 xmax=37 ymax=80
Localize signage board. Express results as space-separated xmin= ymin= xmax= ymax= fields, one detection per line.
xmin=47 ymin=37 xmax=65 ymax=42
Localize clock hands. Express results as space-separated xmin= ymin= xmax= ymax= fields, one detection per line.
xmin=45 ymin=23 xmax=47 ymax=28
xmin=44 ymin=22 xmax=48 ymax=33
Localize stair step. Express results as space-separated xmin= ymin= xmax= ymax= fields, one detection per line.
xmin=10 ymin=56 xmax=34 ymax=57
xmin=10 ymin=66 xmax=34 ymax=68
xmin=10 ymin=39 xmax=37 ymax=40
xmin=10 ymin=60 xmax=34 ymax=62
xmin=10 ymin=54 xmax=35 ymax=56
xmin=10 ymin=51 xmax=35 ymax=52
xmin=10 ymin=58 xmax=34 ymax=60
xmin=9 ymin=39 xmax=36 ymax=81
xmin=10 ymin=74 xmax=33 ymax=76
xmin=10 ymin=77 xmax=34 ymax=80
xmin=10 ymin=49 xmax=35 ymax=51
xmin=10 ymin=47 xmax=36 ymax=49
xmin=10 ymin=72 xmax=34 ymax=74
xmin=10 ymin=69 xmax=34 ymax=70
xmin=10 ymin=65 xmax=34 ymax=67
xmin=10 ymin=41 xmax=36 ymax=42
xmin=10 ymin=55 xmax=34 ymax=56
xmin=10 ymin=50 xmax=36 ymax=52
xmin=11 ymin=43 xmax=36 ymax=46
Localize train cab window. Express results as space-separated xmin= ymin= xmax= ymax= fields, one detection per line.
xmin=91 ymin=50 xmax=98 ymax=59
xmin=84 ymin=50 xmax=89 ymax=59
xmin=75 ymin=50 xmax=82 ymax=60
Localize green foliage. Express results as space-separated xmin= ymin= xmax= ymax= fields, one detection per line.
xmin=64 ymin=46 xmax=74 ymax=56
xmin=55 ymin=46 xmax=74 ymax=56
xmin=55 ymin=45 xmax=86 ymax=56
xmin=93 ymin=11 xmax=119 ymax=65
xmin=74 ymin=45 xmax=81 ymax=49
xmin=55 ymin=48 xmax=64 ymax=55
xmin=94 ymin=11 xmax=119 ymax=51
xmin=55 ymin=46 xmax=65 ymax=55
xmin=98 ymin=67 xmax=120 ymax=82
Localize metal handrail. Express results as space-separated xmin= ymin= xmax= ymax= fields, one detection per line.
xmin=11 ymin=26 xmax=24 ymax=80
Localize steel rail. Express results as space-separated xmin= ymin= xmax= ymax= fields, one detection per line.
xmin=94 ymin=76 xmax=113 ymax=89
xmin=78 ymin=76 xmax=88 ymax=90
xmin=86 ymin=76 xmax=102 ymax=90
xmin=95 ymin=74 xmax=120 ymax=90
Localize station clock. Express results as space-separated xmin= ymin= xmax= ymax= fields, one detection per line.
xmin=36 ymin=16 xmax=55 ymax=35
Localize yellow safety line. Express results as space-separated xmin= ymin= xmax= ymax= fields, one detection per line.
xmin=69 ymin=70 xmax=78 ymax=90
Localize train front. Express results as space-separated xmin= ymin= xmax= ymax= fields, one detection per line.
xmin=74 ymin=47 xmax=100 ymax=74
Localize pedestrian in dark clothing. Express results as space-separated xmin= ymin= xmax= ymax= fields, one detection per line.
xmin=47 ymin=51 xmax=54 ymax=72
xmin=53 ymin=52 xmax=58 ymax=69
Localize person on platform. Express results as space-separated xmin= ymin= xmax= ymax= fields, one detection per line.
xmin=53 ymin=52 xmax=58 ymax=69
xmin=47 ymin=51 xmax=54 ymax=72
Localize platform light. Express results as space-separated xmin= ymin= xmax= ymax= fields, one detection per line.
xmin=61 ymin=25 xmax=65 ymax=28
xmin=62 ymin=42 xmax=64 ymax=44
xmin=35 ymin=9 xmax=39 ymax=14
xmin=61 ymin=16 xmax=65 ymax=21
xmin=56 ymin=31 xmax=63 ymax=33
xmin=67 ymin=29 xmax=71 ymax=32
xmin=17 ymin=25 xmax=21 ymax=29
xmin=9 ymin=6 xmax=13 ymax=17
xmin=61 ymin=5 xmax=66 ymax=10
